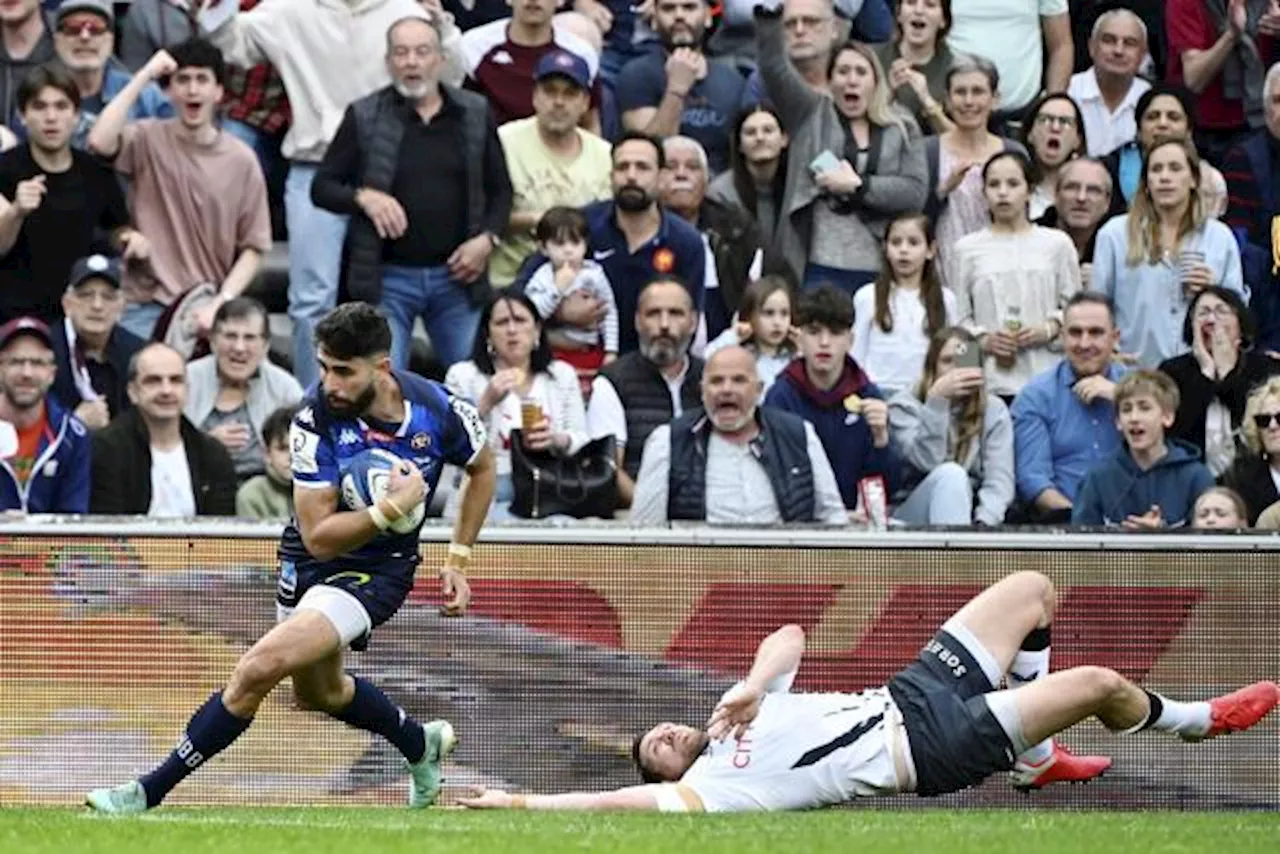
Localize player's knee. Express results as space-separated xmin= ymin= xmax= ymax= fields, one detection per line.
xmin=231 ymin=648 xmax=289 ymax=697
xmin=1082 ymin=666 xmax=1127 ymax=698
xmin=1010 ymin=570 xmax=1056 ymax=620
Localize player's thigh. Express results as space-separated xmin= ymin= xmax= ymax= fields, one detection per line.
xmin=983 ymin=667 xmax=1124 ymax=751
xmin=289 ymin=647 xmax=349 ymax=711
xmin=945 ymin=571 xmax=1056 ymax=675
xmin=244 ymin=609 xmax=344 ymax=679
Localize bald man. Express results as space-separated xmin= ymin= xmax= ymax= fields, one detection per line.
xmin=628 ymin=346 xmax=847 ymax=525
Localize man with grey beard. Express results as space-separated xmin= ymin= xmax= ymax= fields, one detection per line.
xmin=586 ymin=277 xmax=702 ymax=507
xmin=312 ymin=16 xmax=512 ymax=372
xmin=629 ymin=345 xmax=847 ymax=524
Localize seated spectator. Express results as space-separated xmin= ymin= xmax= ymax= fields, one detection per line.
xmin=706 ymin=104 xmax=789 ymax=257
xmin=875 ymin=0 xmax=955 ymax=136
xmin=618 ymin=0 xmax=745 ymax=174
xmin=1093 ymin=138 xmax=1245 ymax=368
xmin=492 ymin=50 xmax=612 ymax=287
xmin=951 ymin=152 xmax=1081 ymax=402
xmin=1159 ymin=287 xmax=1280 ymax=475
xmin=945 ymin=0 xmax=1073 ymax=126
xmin=183 ymin=297 xmax=303 ymax=482
xmin=0 ymin=0 xmax=55 ymax=128
xmin=0 ymin=64 xmax=145 ymax=325
xmin=460 ymin=0 xmax=601 ymax=128
xmin=1102 ymin=85 xmax=1230 ymax=217
xmin=853 ymin=212 xmax=955 ymax=394
xmin=88 ymin=42 xmax=272 ymax=343
xmin=661 ymin=135 xmax=768 ymax=339
xmin=926 ymin=56 xmax=1026 ymax=277
xmin=705 ymin=274 xmax=796 ymax=399
xmin=234 ymin=403 xmax=295 ymax=520
xmin=51 ymin=0 xmax=171 ymax=150
xmin=888 ymin=326 xmax=1014 ymax=526
xmin=630 ymin=345 xmax=847 ymax=524
xmin=0 ymin=316 xmax=90 ymax=512
xmin=89 ymin=342 xmax=237 ymax=516
xmin=522 ymin=132 xmax=706 ymax=356
xmin=1034 ymin=157 xmax=1113 ymax=287
xmin=1070 ymin=1 xmax=1166 ymax=81
xmin=445 ymin=290 xmax=588 ymax=520
xmin=755 ymin=6 xmax=928 ymax=293
xmin=524 ymin=206 xmax=619 ymax=397
xmin=1218 ymin=376 xmax=1280 ymax=524
xmin=1223 ymin=63 xmax=1280 ymax=352
xmin=1191 ymin=484 xmax=1248 ymax=529
xmin=1011 ymin=291 xmax=1125 ymax=522
xmin=1167 ymin=0 xmax=1279 ymax=167
xmin=1021 ymin=93 xmax=1089 ymax=221
xmin=586 ymin=277 xmax=702 ymax=507
xmin=764 ymin=284 xmax=894 ymax=510
xmin=1255 ymin=497 xmax=1280 ymax=528
xmin=50 ymin=253 xmax=145 ymax=429
xmin=1071 ymin=369 xmax=1215 ymax=527
xmin=1066 ymin=8 xmax=1151 ymax=158
xmin=718 ymin=0 xmax=892 ymax=76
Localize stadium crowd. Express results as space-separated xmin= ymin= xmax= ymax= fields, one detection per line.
xmin=3 ymin=0 xmax=1280 ymax=531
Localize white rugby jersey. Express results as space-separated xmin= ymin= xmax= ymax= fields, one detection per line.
xmin=659 ymin=676 xmax=912 ymax=812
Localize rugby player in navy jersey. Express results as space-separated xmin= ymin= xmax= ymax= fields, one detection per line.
xmin=87 ymin=303 xmax=496 ymax=813
xmin=459 ymin=571 xmax=1279 ymax=812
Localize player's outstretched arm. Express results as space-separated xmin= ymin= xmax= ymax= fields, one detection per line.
xmin=458 ymin=785 xmax=680 ymax=812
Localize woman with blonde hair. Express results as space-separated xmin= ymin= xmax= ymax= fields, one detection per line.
xmin=1218 ymin=377 xmax=1280 ymax=525
xmin=888 ymin=326 xmax=1014 ymax=526
xmin=1092 ymin=137 xmax=1245 ymax=368
xmin=753 ymin=6 xmax=928 ymax=294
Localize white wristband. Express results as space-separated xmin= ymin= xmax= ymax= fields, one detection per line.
xmin=368 ymin=503 xmax=391 ymax=531
xmin=447 ymin=543 xmax=473 ymax=560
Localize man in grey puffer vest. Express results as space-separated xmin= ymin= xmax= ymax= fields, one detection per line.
xmin=312 ymin=15 xmax=512 ymax=373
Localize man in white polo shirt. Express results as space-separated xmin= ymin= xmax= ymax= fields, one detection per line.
xmin=1068 ymin=8 xmax=1152 ymax=157
xmin=947 ymin=0 xmax=1074 ymax=122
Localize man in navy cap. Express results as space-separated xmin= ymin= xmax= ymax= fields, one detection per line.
xmin=50 ymin=253 xmax=145 ymax=429
xmin=0 ymin=315 xmax=92 ymax=513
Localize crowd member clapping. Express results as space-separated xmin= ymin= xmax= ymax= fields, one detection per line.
xmin=1219 ymin=377 xmax=1280 ymax=525
xmin=50 ymin=253 xmax=144 ymax=429
xmin=950 ymin=152 xmax=1080 ymax=402
xmin=754 ymin=4 xmax=927 ymax=294
xmin=1093 ymin=138 xmax=1245 ymax=368
xmin=0 ymin=64 xmax=145 ymax=326
xmin=1159 ymin=287 xmax=1280 ymax=476
xmin=853 ymin=212 xmax=955 ymax=394
xmin=445 ymin=290 xmax=588 ymax=520
xmin=888 ymin=327 xmax=1014 ymax=526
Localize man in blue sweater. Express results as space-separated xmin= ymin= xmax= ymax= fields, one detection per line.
xmin=764 ymin=284 xmax=894 ymax=509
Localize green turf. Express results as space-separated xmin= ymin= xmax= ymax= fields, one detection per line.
xmin=1 ymin=807 xmax=1277 ymax=854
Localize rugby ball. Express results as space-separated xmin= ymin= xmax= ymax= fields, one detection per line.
xmin=340 ymin=448 xmax=426 ymax=534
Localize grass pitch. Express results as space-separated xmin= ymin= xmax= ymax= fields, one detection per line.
xmin=2 ymin=807 xmax=1277 ymax=854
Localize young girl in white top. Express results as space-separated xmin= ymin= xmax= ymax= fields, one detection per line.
xmin=853 ymin=213 xmax=955 ymax=394
xmin=705 ymin=275 xmax=797 ymax=399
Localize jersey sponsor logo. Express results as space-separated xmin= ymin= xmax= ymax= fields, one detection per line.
xmin=289 ymin=424 xmax=321 ymax=475
xmin=323 ymin=571 xmax=372 ymax=586
xmin=652 ymin=247 xmax=675 ymax=273
xmin=450 ymin=395 xmax=488 ymax=452
xmin=338 ymin=428 xmax=361 ymax=446
xmin=923 ymin=638 xmax=969 ymax=679
xmin=731 ymin=730 xmax=754 ymax=768
xmin=278 ymin=561 xmax=297 ymax=598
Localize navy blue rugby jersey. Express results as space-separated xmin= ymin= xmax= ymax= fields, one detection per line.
xmin=279 ymin=370 xmax=486 ymax=579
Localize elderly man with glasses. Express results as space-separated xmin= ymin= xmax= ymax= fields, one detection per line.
xmin=1034 ymin=157 xmax=1114 ymax=288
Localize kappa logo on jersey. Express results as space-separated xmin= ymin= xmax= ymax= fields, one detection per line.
xmin=450 ymin=395 xmax=487 ymax=452
xmin=338 ymin=428 xmax=361 ymax=446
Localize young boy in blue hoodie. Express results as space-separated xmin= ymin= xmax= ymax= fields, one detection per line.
xmin=1072 ymin=370 xmax=1215 ymax=528
xmin=764 ymin=284 xmax=894 ymax=509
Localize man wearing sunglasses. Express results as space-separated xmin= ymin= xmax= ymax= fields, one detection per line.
xmin=50 ymin=0 xmax=172 ymax=150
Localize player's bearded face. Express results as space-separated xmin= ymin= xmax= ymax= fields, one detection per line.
xmin=326 ymin=375 xmax=377 ymax=417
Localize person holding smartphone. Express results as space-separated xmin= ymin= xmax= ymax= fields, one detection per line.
xmin=888 ymin=326 xmax=1015 ymax=526
xmin=752 ymin=4 xmax=928 ymax=295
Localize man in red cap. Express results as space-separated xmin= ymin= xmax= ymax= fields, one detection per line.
xmin=0 ymin=315 xmax=91 ymax=512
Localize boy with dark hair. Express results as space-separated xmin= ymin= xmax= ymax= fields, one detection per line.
xmin=525 ymin=205 xmax=619 ymax=393
xmin=86 ymin=41 xmax=271 ymax=343
xmin=234 ymin=403 xmax=296 ymax=519
xmin=0 ymin=63 xmax=144 ymax=325
xmin=764 ymin=284 xmax=895 ymax=510
xmin=1072 ymin=369 xmax=1215 ymax=528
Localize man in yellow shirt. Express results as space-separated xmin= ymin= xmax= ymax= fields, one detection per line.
xmin=492 ymin=50 xmax=612 ymax=285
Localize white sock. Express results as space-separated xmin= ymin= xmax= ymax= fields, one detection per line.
xmin=1133 ymin=692 xmax=1212 ymax=738
xmin=1008 ymin=646 xmax=1054 ymax=764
